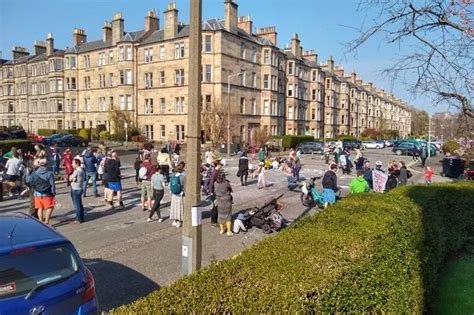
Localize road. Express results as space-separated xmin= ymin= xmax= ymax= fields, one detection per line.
xmin=1 ymin=147 xmax=451 ymax=311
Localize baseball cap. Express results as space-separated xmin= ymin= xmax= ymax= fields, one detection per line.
xmin=375 ymin=160 xmax=383 ymax=166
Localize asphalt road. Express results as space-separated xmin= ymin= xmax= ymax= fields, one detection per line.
xmin=1 ymin=147 xmax=450 ymax=311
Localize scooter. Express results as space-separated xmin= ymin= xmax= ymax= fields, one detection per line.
xmin=300 ymin=177 xmax=325 ymax=208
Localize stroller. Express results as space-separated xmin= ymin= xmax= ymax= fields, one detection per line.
xmin=245 ymin=194 xmax=285 ymax=234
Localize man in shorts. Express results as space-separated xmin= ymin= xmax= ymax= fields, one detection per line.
xmin=26 ymin=158 xmax=56 ymax=225
xmin=104 ymin=151 xmax=124 ymax=209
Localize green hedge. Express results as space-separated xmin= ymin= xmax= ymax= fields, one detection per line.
xmin=0 ymin=140 xmax=33 ymax=153
xmin=112 ymin=182 xmax=474 ymax=313
xmin=37 ymin=129 xmax=79 ymax=136
xmin=282 ymin=135 xmax=314 ymax=149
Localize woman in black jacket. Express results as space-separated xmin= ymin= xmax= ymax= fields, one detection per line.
xmin=237 ymin=152 xmax=249 ymax=186
xmin=322 ymin=163 xmax=339 ymax=207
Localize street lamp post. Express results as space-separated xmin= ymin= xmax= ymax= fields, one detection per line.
xmin=227 ymin=73 xmax=242 ymax=157
xmin=182 ymin=0 xmax=202 ymax=276
xmin=427 ymin=113 xmax=432 ymax=159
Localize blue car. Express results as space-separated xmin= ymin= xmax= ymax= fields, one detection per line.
xmin=43 ymin=133 xmax=68 ymax=145
xmin=0 ymin=214 xmax=98 ymax=314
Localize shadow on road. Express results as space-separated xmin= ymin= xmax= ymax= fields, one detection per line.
xmin=83 ymin=258 xmax=160 ymax=311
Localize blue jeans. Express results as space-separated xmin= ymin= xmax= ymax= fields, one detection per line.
xmin=83 ymin=172 xmax=97 ymax=196
xmin=71 ymin=189 xmax=84 ymax=222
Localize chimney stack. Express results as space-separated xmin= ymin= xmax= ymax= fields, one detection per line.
xmin=256 ymin=26 xmax=277 ymax=46
xmin=34 ymin=40 xmax=46 ymax=55
xmin=326 ymin=56 xmax=334 ymax=72
xmin=12 ymin=46 xmax=29 ymax=60
xmin=334 ymin=66 xmax=344 ymax=78
xmin=224 ymin=0 xmax=238 ymax=34
xmin=291 ymin=33 xmax=301 ymax=58
xmin=112 ymin=12 xmax=124 ymax=45
xmin=145 ymin=9 xmax=159 ymax=32
xmin=164 ymin=3 xmax=178 ymax=39
xmin=238 ymin=15 xmax=252 ymax=34
xmin=46 ymin=33 xmax=54 ymax=57
xmin=350 ymin=70 xmax=357 ymax=84
xmin=103 ymin=21 xmax=112 ymax=42
xmin=303 ymin=50 xmax=317 ymax=64
xmin=73 ymin=28 xmax=87 ymax=46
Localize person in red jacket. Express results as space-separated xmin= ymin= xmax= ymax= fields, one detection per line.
xmin=63 ymin=148 xmax=74 ymax=186
xmin=424 ymin=166 xmax=434 ymax=184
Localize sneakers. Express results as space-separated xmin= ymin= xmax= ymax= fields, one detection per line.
xmin=227 ymin=231 xmax=233 ymax=236
xmin=219 ymin=229 xmax=225 ymax=234
xmin=109 ymin=201 xmax=114 ymax=209
xmin=158 ymin=218 xmax=164 ymax=223
xmin=176 ymin=221 xmax=182 ymax=228
xmin=172 ymin=220 xmax=177 ymax=226
xmin=146 ymin=218 xmax=153 ymax=223
xmin=119 ymin=201 xmax=125 ymax=209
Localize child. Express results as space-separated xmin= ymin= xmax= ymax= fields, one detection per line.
xmin=424 ymin=166 xmax=434 ymax=184
xmin=134 ymin=155 xmax=142 ymax=185
xmin=257 ymin=162 xmax=266 ymax=189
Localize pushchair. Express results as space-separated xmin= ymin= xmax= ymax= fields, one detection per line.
xmin=246 ymin=194 xmax=285 ymax=234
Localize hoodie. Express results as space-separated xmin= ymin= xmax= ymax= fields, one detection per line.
xmin=83 ymin=150 xmax=98 ymax=173
xmin=26 ymin=166 xmax=56 ymax=196
xmin=349 ymin=177 xmax=369 ymax=194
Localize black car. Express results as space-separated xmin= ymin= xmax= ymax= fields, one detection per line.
xmin=8 ymin=128 xmax=27 ymax=139
xmin=297 ymin=141 xmax=324 ymax=154
xmin=55 ymin=135 xmax=89 ymax=147
xmin=392 ymin=142 xmax=420 ymax=156
xmin=0 ymin=131 xmax=11 ymax=141
xmin=343 ymin=140 xmax=362 ymax=150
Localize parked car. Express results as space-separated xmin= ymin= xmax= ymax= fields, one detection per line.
xmin=392 ymin=142 xmax=420 ymax=155
xmin=43 ymin=133 xmax=69 ymax=145
xmin=0 ymin=213 xmax=98 ymax=314
xmin=27 ymin=133 xmax=45 ymax=143
xmin=0 ymin=131 xmax=11 ymax=141
xmin=375 ymin=140 xmax=386 ymax=149
xmin=342 ymin=140 xmax=362 ymax=150
xmin=55 ymin=134 xmax=89 ymax=147
xmin=297 ymin=141 xmax=323 ymax=154
xmin=384 ymin=140 xmax=395 ymax=147
xmin=361 ymin=140 xmax=383 ymax=149
xmin=7 ymin=126 xmax=27 ymax=139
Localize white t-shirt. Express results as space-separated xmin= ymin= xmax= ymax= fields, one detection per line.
xmin=5 ymin=157 xmax=22 ymax=176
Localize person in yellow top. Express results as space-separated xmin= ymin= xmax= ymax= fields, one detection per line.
xmin=157 ymin=148 xmax=172 ymax=183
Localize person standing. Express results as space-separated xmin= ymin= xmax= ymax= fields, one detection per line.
xmin=70 ymin=158 xmax=86 ymax=223
xmin=385 ymin=169 xmax=399 ymax=192
xmin=258 ymin=148 xmax=265 ymax=163
xmin=349 ymin=171 xmax=370 ymax=194
xmin=237 ymin=152 xmax=249 ymax=186
xmin=134 ymin=154 xmax=142 ymax=185
xmin=25 ymin=158 xmax=56 ymax=225
xmin=104 ymin=151 xmax=124 ymax=209
xmin=148 ymin=165 xmax=165 ymax=222
xmin=169 ymin=162 xmax=186 ymax=228
xmin=63 ymin=148 xmax=73 ymax=187
xmin=205 ymin=147 xmax=213 ymax=165
xmin=51 ymin=147 xmax=61 ymax=175
xmin=158 ymin=148 xmax=171 ymax=183
xmin=291 ymin=156 xmax=301 ymax=182
xmin=140 ymin=154 xmax=155 ymax=211
xmin=214 ymin=172 xmax=233 ymax=236
xmin=82 ymin=148 xmax=99 ymax=197
xmin=174 ymin=142 xmax=181 ymax=161
xmin=398 ymin=161 xmax=409 ymax=186
xmin=257 ymin=162 xmax=266 ymax=189
xmin=4 ymin=149 xmax=22 ymax=195
xmin=362 ymin=161 xmax=373 ymax=190
xmin=209 ymin=161 xmax=222 ymax=226
xmin=420 ymin=144 xmax=428 ymax=167
xmin=424 ymin=166 xmax=434 ymax=184
xmin=321 ymin=163 xmax=339 ymax=207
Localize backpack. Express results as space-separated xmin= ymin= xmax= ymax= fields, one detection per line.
xmin=31 ymin=171 xmax=51 ymax=194
xmin=170 ymin=174 xmax=182 ymax=194
xmin=138 ymin=166 xmax=148 ymax=180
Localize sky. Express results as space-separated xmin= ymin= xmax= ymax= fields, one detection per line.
xmin=0 ymin=0 xmax=446 ymax=113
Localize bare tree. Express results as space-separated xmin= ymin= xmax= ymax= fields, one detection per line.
xmin=347 ymin=0 xmax=473 ymax=118
xmin=201 ymin=99 xmax=240 ymax=148
xmin=108 ymin=108 xmax=133 ymax=134
xmin=252 ymin=128 xmax=271 ymax=148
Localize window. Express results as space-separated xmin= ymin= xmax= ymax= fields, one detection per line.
xmin=144 ymin=125 xmax=154 ymax=140
xmin=40 ymin=82 xmax=46 ymax=94
xmin=251 ymin=99 xmax=257 ymax=115
xmin=288 ymin=84 xmax=293 ymax=97
xmin=263 ymin=74 xmax=269 ymax=89
xmin=119 ymin=95 xmax=125 ymax=110
xmin=175 ymin=97 xmax=185 ymax=113
xmin=160 ymin=125 xmax=166 ymax=138
xmin=263 ymin=100 xmax=269 ymax=115
xmin=271 ymin=100 xmax=277 ymax=116
xmin=83 ymin=76 xmax=90 ymax=89
xmin=109 ymin=96 xmax=114 ymax=110
xmin=288 ymin=62 xmax=294 ymax=75
xmin=71 ymin=99 xmax=77 ymax=112
xmin=175 ymin=125 xmax=185 ymax=141
xmin=84 ymin=97 xmax=90 ymax=112
xmin=144 ymin=72 xmax=153 ymax=88
xmin=160 ymin=98 xmax=166 ymax=113
xmin=144 ymin=98 xmax=154 ymax=114
xmin=252 ymin=72 xmax=257 ymax=88
xmin=108 ymin=50 xmax=114 ymax=63
xmin=99 ymin=97 xmax=106 ymax=112
xmin=240 ymin=97 xmax=245 ymax=114
xmin=126 ymin=46 xmax=132 ymax=60
xmin=204 ymin=35 xmax=212 ymax=52
xmin=120 ymin=70 xmax=132 ymax=85
xmin=49 ymin=79 xmax=56 ymax=93
xmin=57 ymin=79 xmax=63 ymax=91
xmin=98 ymin=52 xmax=106 ymax=66
xmin=108 ymin=73 xmax=114 ymax=87
xmin=119 ymin=46 xmax=124 ymax=60
xmin=174 ymin=42 xmax=185 ymax=59
xmin=8 ymin=102 xmax=13 ymax=113
xmin=145 ymin=48 xmax=153 ymax=63
xmin=252 ymin=48 xmax=257 ymax=63
xmin=240 ymin=71 xmax=246 ymax=86
xmin=159 ymin=71 xmax=165 ymax=86
xmin=263 ymin=49 xmax=270 ymax=64
xmin=66 ymin=56 xmax=76 ymax=69
xmin=205 ymin=65 xmax=212 ymax=82
xmin=240 ymin=42 xmax=246 ymax=59
xmin=175 ymin=69 xmax=185 ymax=85
xmin=126 ymin=95 xmax=132 ymax=110
xmin=83 ymin=55 xmax=90 ymax=68
xmin=326 ymin=78 xmax=331 ymax=89
xmin=159 ymin=45 xmax=165 ymax=59
xmin=312 ymin=89 xmax=316 ymax=101
xmin=99 ymin=74 xmax=106 ymax=88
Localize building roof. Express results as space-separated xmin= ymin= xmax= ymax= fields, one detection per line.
xmin=5 ymin=54 xmax=34 ymax=65
xmin=28 ymin=49 xmax=65 ymax=63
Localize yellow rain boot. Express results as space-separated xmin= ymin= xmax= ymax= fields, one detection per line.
xmin=226 ymin=221 xmax=232 ymax=236
xmin=219 ymin=224 xmax=225 ymax=234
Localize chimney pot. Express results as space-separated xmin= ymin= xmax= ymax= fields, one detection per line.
xmin=164 ymin=2 xmax=178 ymax=39
xmin=145 ymin=9 xmax=159 ymax=32
xmin=112 ymin=12 xmax=124 ymax=45
xmin=224 ymin=0 xmax=238 ymax=34
xmin=46 ymin=33 xmax=54 ymax=57
xmin=237 ymin=15 xmax=252 ymax=34
xmin=72 ymin=28 xmax=87 ymax=46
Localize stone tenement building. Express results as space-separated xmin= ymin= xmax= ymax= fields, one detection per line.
xmin=0 ymin=0 xmax=411 ymax=142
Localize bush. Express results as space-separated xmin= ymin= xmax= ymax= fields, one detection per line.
xmin=37 ymin=129 xmax=56 ymax=136
xmin=336 ymin=135 xmax=357 ymax=141
xmin=112 ymin=182 xmax=474 ymax=313
xmin=110 ymin=132 xmax=125 ymax=142
xmin=281 ymin=135 xmax=314 ymax=149
xmin=78 ymin=128 xmax=90 ymax=140
xmin=96 ymin=124 xmax=107 ymax=134
xmin=0 ymin=140 xmax=33 ymax=154
xmin=442 ymin=139 xmax=461 ymax=155
xmin=99 ymin=131 xmax=110 ymax=140
xmin=131 ymin=135 xmax=146 ymax=143
xmin=129 ymin=126 xmax=141 ymax=137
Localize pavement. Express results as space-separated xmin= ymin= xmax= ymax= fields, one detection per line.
xmin=0 ymin=147 xmax=451 ymax=311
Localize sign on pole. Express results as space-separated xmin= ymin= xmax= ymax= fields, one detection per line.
xmin=372 ymin=170 xmax=388 ymax=193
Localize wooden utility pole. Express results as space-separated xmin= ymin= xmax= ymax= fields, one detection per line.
xmin=182 ymin=0 xmax=202 ymax=275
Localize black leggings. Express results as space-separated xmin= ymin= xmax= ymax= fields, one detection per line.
xmin=240 ymin=172 xmax=248 ymax=185
xmin=149 ymin=189 xmax=164 ymax=219
xmin=160 ymin=165 xmax=170 ymax=182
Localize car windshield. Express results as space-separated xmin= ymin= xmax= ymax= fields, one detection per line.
xmin=0 ymin=244 xmax=79 ymax=299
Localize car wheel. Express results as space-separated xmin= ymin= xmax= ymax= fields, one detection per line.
xmin=376 ymin=145 xmax=380 ymax=149
xmin=396 ymin=150 xmax=402 ymax=155
xmin=80 ymin=142 xmax=87 ymax=147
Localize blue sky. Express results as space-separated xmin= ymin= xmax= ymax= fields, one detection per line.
xmin=0 ymin=0 xmax=441 ymax=113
